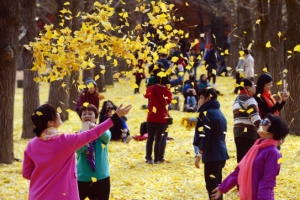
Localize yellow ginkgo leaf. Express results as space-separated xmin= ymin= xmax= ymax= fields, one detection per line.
xmin=239 ymin=109 xmax=245 ymax=112
xmin=83 ymin=102 xmax=89 ymax=107
xmin=185 ymin=2 xmax=189 ymax=6
xmin=224 ymin=49 xmax=229 ymax=54
xmin=152 ymin=106 xmax=157 ymax=113
xmin=221 ymin=72 xmax=226 ymax=76
xmin=61 ymin=82 xmax=66 ymax=88
xmin=277 ymin=31 xmax=281 ymax=38
xmin=209 ymin=174 xmax=216 ymax=179
xmin=276 ymin=80 xmax=283 ymax=86
xmin=247 ymin=108 xmax=254 ymax=114
xmin=278 ymin=157 xmax=285 ymax=164
xmin=101 ymin=144 xmax=106 ymax=149
xmin=171 ymin=99 xmax=177 ymax=104
xmin=63 ymin=2 xmax=70 ymax=5
xmin=87 ymin=82 xmax=94 ymax=89
xmin=100 ymin=70 xmax=106 ymax=74
xmin=91 ymin=177 xmax=97 ymax=182
xmin=171 ymin=56 xmax=179 ymax=63
xmin=157 ymin=71 xmax=166 ymax=77
xmin=256 ymin=19 xmax=261 ymax=24
xmin=199 ymin=134 xmax=205 ymax=137
xmin=57 ymin=107 xmax=62 ymax=113
xmin=84 ymin=197 xmax=90 ymax=200
xmin=132 ymin=83 xmax=139 ymax=88
xmin=277 ymin=91 xmax=281 ymax=97
xmin=78 ymin=84 xmax=87 ymax=90
xmin=66 ymin=109 xmax=72 ymax=113
xmin=262 ymin=67 xmax=268 ymax=72
xmin=293 ymin=44 xmax=300 ymax=52
xmin=240 ymin=82 xmax=244 ymax=87
xmin=212 ymin=69 xmax=216 ymax=75
xmin=283 ymin=69 xmax=288 ymax=74
xmin=204 ymin=125 xmax=211 ymax=129
xmin=243 ymin=127 xmax=247 ymax=133
xmin=257 ymin=93 xmax=261 ymax=98
xmin=203 ymin=111 xmax=207 ymax=116
xmin=94 ymin=75 xmax=99 ymax=81
xmin=36 ymin=111 xmax=43 ymax=116
xmin=198 ymin=127 xmax=203 ymax=132
xmin=265 ymin=41 xmax=272 ymax=48
xmin=185 ymin=33 xmax=189 ymax=38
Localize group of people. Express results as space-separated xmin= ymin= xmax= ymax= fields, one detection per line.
xmin=22 ymin=42 xmax=291 ymax=200
xmin=192 ymin=72 xmax=290 ymax=200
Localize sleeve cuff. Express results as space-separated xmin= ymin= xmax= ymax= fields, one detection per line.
xmin=110 ymin=113 xmax=120 ymax=125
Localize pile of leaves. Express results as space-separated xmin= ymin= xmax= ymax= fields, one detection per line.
xmin=0 ymin=74 xmax=299 ymax=199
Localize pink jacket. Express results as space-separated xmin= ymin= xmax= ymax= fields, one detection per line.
xmin=22 ymin=119 xmax=113 ymax=200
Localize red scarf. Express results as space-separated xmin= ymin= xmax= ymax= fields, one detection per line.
xmin=237 ymin=138 xmax=279 ymax=200
xmin=261 ymin=91 xmax=279 ymax=116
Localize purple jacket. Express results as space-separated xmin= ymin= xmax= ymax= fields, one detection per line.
xmin=219 ymin=145 xmax=281 ymax=200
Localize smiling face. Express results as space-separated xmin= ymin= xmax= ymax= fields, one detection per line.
xmin=81 ymin=110 xmax=96 ymax=123
xmin=263 ymin=81 xmax=273 ymax=92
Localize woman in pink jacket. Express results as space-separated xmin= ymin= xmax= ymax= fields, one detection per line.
xmin=22 ymin=103 xmax=131 ymax=200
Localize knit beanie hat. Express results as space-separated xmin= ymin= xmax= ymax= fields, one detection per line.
xmin=85 ymin=77 xmax=97 ymax=87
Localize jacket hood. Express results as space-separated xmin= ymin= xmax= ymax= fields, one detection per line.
xmin=199 ymin=99 xmax=220 ymax=113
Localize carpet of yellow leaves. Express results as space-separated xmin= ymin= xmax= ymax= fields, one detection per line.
xmin=1 ymin=74 xmax=300 ymax=200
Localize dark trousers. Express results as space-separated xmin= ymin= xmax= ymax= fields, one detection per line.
xmin=207 ymin=71 xmax=216 ymax=84
xmin=159 ymin=131 xmax=168 ymax=161
xmin=234 ymin=137 xmax=256 ymax=163
xmin=134 ymin=78 xmax=142 ymax=93
xmin=78 ymin=177 xmax=110 ymax=200
xmin=146 ymin=122 xmax=168 ymax=162
xmin=204 ymin=161 xmax=226 ymax=200
xmin=233 ymin=72 xmax=241 ymax=94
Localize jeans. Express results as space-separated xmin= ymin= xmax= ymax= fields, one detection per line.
xmin=78 ymin=177 xmax=110 ymax=200
xmin=204 ymin=161 xmax=226 ymax=200
xmin=146 ymin=122 xmax=168 ymax=162
xmin=234 ymin=137 xmax=256 ymax=163
xmin=186 ymin=96 xmax=197 ymax=106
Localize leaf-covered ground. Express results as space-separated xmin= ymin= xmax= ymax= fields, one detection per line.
xmin=1 ymin=74 xmax=300 ymax=200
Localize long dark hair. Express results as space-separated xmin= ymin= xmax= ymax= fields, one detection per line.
xmin=99 ymin=100 xmax=117 ymax=117
xmin=31 ymin=104 xmax=57 ymax=137
xmin=256 ymin=73 xmax=273 ymax=95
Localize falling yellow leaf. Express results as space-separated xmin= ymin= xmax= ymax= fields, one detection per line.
xmin=212 ymin=69 xmax=216 ymax=75
xmin=100 ymin=70 xmax=106 ymax=74
xmin=266 ymin=41 xmax=272 ymax=48
xmin=277 ymin=31 xmax=281 ymax=38
xmin=239 ymin=109 xmax=245 ymax=112
xmin=283 ymin=69 xmax=288 ymax=74
xmin=293 ymin=44 xmax=300 ymax=52
xmin=198 ymin=127 xmax=203 ymax=132
xmin=278 ymin=157 xmax=285 ymax=164
xmin=66 ymin=109 xmax=72 ymax=113
xmin=57 ymin=107 xmax=62 ymax=113
xmin=91 ymin=177 xmax=97 ymax=182
xmin=63 ymin=2 xmax=70 ymax=5
xmin=101 ymin=144 xmax=106 ymax=149
xmin=257 ymin=93 xmax=261 ymax=98
xmin=171 ymin=56 xmax=179 ymax=63
xmin=224 ymin=49 xmax=229 ymax=54
xmin=276 ymin=80 xmax=283 ymax=86
xmin=247 ymin=108 xmax=254 ymax=114
xmin=157 ymin=71 xmax=166 ymax=77
xmin=262 ymin=67 xmax=268 ymax=72
xmin=171 ymin=99 xmax=177 ymax=104
xmin=36 ymin=111 xmax=43 ymax=116
xmin=152 ymin=106 xmax=157 ymax=113
xmin=221 ymin=72 xmax=226 ymax=76
xmin=185 ymin=2 xmax=189 ymax=6
xmin=132 ymin=83 xmax=139 ymax=88
xmin=209 ymin=174 xmax=216 ymax=179
xmin=87 ymin=82 xmax=94 ymax=89
xmin=94 ymin=75 xmax=99 ymax=81
xmin=203 ymin=111 xmax=207 ymax=116
xmin=61 ymin=82 xmax=66 ymax=88
xmin=256 ymin=19 xmax=261 ymax=24
xmin=243 ymin=127 xmax=247 ymax=133
xmin=83 ymin=102 xmax=89 ymax=107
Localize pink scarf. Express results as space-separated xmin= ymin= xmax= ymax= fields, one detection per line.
xmin=237 ymin=138 xmax=279 ymax=200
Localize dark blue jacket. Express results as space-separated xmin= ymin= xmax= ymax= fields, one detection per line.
xmin=193 ymin=99 xmax=229 ymax=163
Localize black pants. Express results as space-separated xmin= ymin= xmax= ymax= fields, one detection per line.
xmin=146 ymin=122 xmax=168 ymax=162
xmin=134 ymin=78 xmax=142 ymax=93
xmin=234 ymin=137 xmax=256 ymax=163
xmin=234 ymin=72 xmax=241 ymax=94
xmin=204 ymin=161 xmax=226 ymax=200
xmin=78 ymin=177 xmax=110 ymax=200
xmin=207 ymin=71 xmax=216 ymax=84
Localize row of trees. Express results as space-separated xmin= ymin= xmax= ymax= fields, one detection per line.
xmin=0 ymin=0 xmax=299 ymax=164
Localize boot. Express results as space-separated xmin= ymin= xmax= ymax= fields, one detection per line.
xmin=183 ymin=104 xmax=189 ymax=112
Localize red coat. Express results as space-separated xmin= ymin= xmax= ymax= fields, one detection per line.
xmin=144 ymin=84 xmax=172 ymax=123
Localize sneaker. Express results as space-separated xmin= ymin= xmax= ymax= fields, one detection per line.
xmin=154 ymin=161 xmax=161 ymax=164
xmin=147 ymin=160 xmax=153 ymax=164
xmin=125 ymin=136 xmax=132 ymax=144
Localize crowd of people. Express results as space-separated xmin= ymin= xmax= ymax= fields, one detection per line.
xmin=22 ymin=44 xmax=291 ymax=200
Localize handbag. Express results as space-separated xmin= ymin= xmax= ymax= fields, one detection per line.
xmin=152 ymin=85 xmax=173 ymax=125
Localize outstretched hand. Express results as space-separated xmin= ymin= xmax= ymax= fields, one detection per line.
xmin=115 ymin=104 xmax=132 ymax=117
xmin=211 ymin=187 xmax=222 ymax=200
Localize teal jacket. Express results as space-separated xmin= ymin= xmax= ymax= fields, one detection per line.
xmin=76 ymin=130 xmax=111 ymax=182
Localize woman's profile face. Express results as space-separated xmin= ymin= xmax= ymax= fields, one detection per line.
xmin=201 ymin=75 xmax=207 ymax=81
xmin=81 ymin=110 xmax=96 ymax=123
xmin=263 ymin=81 xmax=273 ymax=92
xmin=53 ymin=113 xmax=62 ymax=128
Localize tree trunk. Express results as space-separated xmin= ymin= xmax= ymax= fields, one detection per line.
xmin=253 ymin=0 xmax=269 ymax=78
xmin=239 ymin=0 xmax=254 ymax=47
xmin=281 ymin=0 xmax=300 ymax=135
xmin=68 ymin=0 xmax=83 ymax=110
xmin=268 ymin=0 xmax=284 ymax=84
xmin=0 ymin=0 xmax=20 ymax=164
xmin=48 ymin=0 xmax=70 ymax=121
xmin=94 ymin=57 xmax=106 ymax=92
xmin=20 ymin=0 xmax=40 ymax=139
